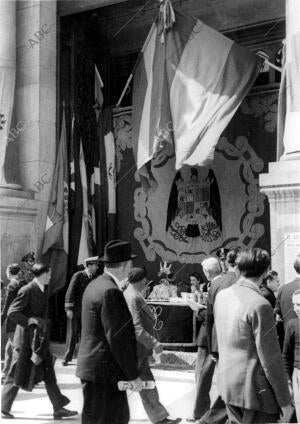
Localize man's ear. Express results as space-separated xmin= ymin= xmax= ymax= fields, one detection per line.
xmin=262 ymin=269 xmax=269 ymax=279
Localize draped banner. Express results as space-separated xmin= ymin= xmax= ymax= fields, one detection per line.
xmin=132 ymin=8 xmax=262 ymax=193
xmin=114 ymin=107 xmax=268 ymax=265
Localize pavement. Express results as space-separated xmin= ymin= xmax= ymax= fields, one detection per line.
xmin=1 ymin=358 xmax=218 ymax=424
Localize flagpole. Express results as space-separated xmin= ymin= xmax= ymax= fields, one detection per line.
xmin=255 ymin=53 xmax=282 ymax=73
xmin=116 ymin=22 xmax=156 ymax=108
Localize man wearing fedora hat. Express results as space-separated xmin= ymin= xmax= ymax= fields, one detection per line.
xmin=124 ymin=267 xmax=181 ymax=424
xmin=62 ymin=256 xmax=99 ymax=366
xmin=76 ymin=240 xmax=143 ymax=424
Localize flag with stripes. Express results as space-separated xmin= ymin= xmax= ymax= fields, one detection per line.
xmin=132 ymin=8 xmax=262 ymax=193
xmin=78 ymin=139 xmax=94 ymax=265
xmin=103 ymin=107 xmax=116 ymax=241
xmin=42 ymin=109 xmax=69 ymax=296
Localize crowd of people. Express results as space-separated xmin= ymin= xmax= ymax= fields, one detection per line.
xmin=1 ymin=241 xmax=300 ymax=424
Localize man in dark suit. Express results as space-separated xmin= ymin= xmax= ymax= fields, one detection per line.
xmin=62 ymin=256 xmax=99 ymax=366
xmin=124 ymin=267 xmax=181 ymax=424
xmin=76 ymin=240 xmax=143 ymax=424
xmin=186 ymin=257 xmax=222 ymax=423
xmin=1 ymin=264 xmax=27 ymax=382
xmin=275 ymin=255 xmax=300 ymax=330
xmin=1 ymin=263 xmax=77 ymax=420
xmin=215 ymin=248 xmax=293 ymax=423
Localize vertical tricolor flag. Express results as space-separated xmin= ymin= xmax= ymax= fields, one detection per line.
xmin=103 ymin=107 xmax=116 ymax=241
xmin=42 ymin=109 xmax=69 ymax=296
xmin=77 ymin=140 xmax=94 ymax=264
xmin=94 ymin=64 xmax=104 ymax=123
xmin=132 ymin=7 xmax=262 ymax=193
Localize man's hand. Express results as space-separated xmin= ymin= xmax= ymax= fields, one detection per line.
xmin=281 ymin=403 xmax=294 ymax=419
xmin=66 ymin=310 xmax=73 ymax=320
xmin=154 ymin=342 xmax=163 ymax=354
xmin=210 ymin=354 xmax=218 ymax=362
xmin=128 ymin=377 xmax=143 ymax=391
xmin=186 ymin=299 xmax=207 ymax=312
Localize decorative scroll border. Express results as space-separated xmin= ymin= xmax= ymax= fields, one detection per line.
xmin=133 ymin=136 xmax=266 ymax=263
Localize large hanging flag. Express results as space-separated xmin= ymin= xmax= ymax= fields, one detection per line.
xmin=78 ymin=139 xmax=94 ymax=265
xmin=277 ymin=43 xmax=286 ymax=161
xmin=42 ymin=109 xmax=69 ymax=296
xmin=103 ymin=107 xmax=116 ymax=241
xmin=94 ymin=64 xmax=104 ymax=123
xmin=132 ymin=4 xmax=262 ymax=192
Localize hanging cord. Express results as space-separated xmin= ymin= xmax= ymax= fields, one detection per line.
xmin=112 ymin=0 xmax=153 ymax=39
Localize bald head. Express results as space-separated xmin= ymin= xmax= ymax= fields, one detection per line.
xmin=201 ymin=257 xmax=222 ymax=281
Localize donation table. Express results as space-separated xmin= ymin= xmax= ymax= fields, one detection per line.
xmin=146 ymin=300 xmax=197 ymax=347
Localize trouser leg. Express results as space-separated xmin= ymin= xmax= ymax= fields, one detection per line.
xmin=1 ymin=374 xmax=19 ymax=413
xmin=81 ymin=380 xmax=129 ymax=424
xmin=193 ymin=347 xmax=215 ymax=419
xmin=63 ymin=317 xmax=78 ymax=362
xmin=201 ymin=395 xmax=228 ymax=424
xmin=293 ymin=368 xmax=300 ymax=423
xmin=2 ymin=335 xmax=13 ymax=376
xmin=226 ymin=404 xmax=279 ymax=424
xmin=44 ymin=359 xmax=70 ymax=411
xmin=138 ymin=358 xmax=169 ymax=423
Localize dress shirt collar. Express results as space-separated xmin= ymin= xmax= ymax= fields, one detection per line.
xmin=237 ymin=277 xmax=262 ymax=295
xmin=84 ymin=269 xmax=93 ymax=279
xmin=104 ymin=267 xmax=126 ymax=290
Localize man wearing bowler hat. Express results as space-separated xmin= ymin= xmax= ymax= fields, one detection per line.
xmin=62 ymin=256 xmax=99 ymax=366
xmin=76 ymin=240 xmax=143 ymax=424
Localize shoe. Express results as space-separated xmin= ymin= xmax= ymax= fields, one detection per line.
xmin=61 ymin=361 xmax=68 ymax=366
xmin=157 ymin=419 xmax=182 ymax=424
xmin=53 ymin=407 xmax=78 ymax=419
xmin=1 ymin=411 xmax=14 ymax=419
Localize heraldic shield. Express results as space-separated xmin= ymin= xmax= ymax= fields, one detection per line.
xmin=166 ymin=167 xmax=222 ymax=242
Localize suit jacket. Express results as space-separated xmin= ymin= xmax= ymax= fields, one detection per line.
xmin=275 ymin=277 xmax=300 ymax=330
xmin=76 ymin=273 xmax=139 ymax=385
xmin=123 ymin=284 xmax=157 ymax=364
xmin=65 ymin=270 xmax=94 ymax=318
xmin=1 ymin=278 xmax=26 ymax=333
xmin=215 ymin=279 xmax=290 ymax=414
xmin=195 ymin=275 xmax=222 ymax=348
xmin=206 ymin=271 xmax=237 ymax=354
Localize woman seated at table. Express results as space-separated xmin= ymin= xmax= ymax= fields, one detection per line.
xmin=190 ymin=272 xmax=207 ymax=294
xmin=148 ymin=273 xmax=178 ymax=300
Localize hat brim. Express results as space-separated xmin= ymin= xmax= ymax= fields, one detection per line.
xmin=99 ymin=253 xmax=137 ymax=263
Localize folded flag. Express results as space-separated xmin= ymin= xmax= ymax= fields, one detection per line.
xmin=132 ymin=6 xmax=262 ymax=193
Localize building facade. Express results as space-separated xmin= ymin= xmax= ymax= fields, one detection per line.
xmin=1 ymin=0 xmax=299 ymax=298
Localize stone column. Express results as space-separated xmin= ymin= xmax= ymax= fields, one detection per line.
xmin=260 ymin=0 xmax=300 ymax=284
xmin=0 ymin=0 xmax=57 ymax=278
xmin=280 ymin=0 xmax=300 ymax=160
xmin=15 ymin=0 xmax=57 ymax=254
xmin=0 ymin=0 xmax=19 ymax=189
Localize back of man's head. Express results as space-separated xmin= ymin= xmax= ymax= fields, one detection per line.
xmin=226 ymin=248 xmax=240 ymax=268
xmin=31 ymin=262 xmax=50 ymax=277
xmin=201 ymin=257 xmax=222 ymax=280
xmin=236 ymin=248 xmax=270 ymax=279
xmin=294 ymin=255 xmax=300 ymax=275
